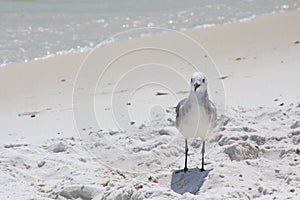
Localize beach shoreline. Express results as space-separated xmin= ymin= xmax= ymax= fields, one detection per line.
xmin=0 ymin=10 xmax=299 ymax=199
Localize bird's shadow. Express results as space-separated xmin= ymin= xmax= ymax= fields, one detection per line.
xmin=171 ymin=167 xmax=213 ymax=195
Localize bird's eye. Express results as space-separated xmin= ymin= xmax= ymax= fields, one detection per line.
xmin=191 ymin=78 xmax=193 ymax=83
xmin=203 ymin=79 xmax=206 ymax=83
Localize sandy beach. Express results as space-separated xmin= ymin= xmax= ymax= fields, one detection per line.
xmin=0 ymin=10 xmax=300 ymax=199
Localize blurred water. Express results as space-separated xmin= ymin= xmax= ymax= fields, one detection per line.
xmin=0 ymin=0 xmax=299 ymax=66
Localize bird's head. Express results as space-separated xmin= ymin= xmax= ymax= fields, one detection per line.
xmin=190 ymin=72 xmax=207 ymax=93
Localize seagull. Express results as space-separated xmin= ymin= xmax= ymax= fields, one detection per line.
xmin=175 ymin=72 xmax=217 ymax=171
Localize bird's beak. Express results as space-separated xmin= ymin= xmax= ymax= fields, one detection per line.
xmin=194 ymin=82 xmax=201 ymax=92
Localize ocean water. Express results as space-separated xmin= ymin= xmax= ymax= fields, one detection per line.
xmin=1 ymin=0 xmax=299 ymax=66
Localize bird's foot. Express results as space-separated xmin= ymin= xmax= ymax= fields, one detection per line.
xmin=184 ymin=167 xmax=188 ymax=172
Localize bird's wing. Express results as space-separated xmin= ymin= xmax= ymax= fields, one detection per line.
xmin=175 ymin=98 xmax=187 ymax=128
xmin=175 ymin=98 xmax=187 ymax=118
xmin=208 ymin=100 xmax=217 ymax=129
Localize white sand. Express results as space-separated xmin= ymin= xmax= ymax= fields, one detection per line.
xmin=0 ymin=11 xmax=300 ymax=199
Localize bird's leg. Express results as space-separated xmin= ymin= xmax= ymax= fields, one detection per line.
xmin=201 ymin=140 xmax=205 ymax=171
xmin=184 ymin=138 xmax=188 ymax=172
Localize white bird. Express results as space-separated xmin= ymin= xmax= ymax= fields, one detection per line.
xmin=175 ymin=72 xmax=217 ymax=171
